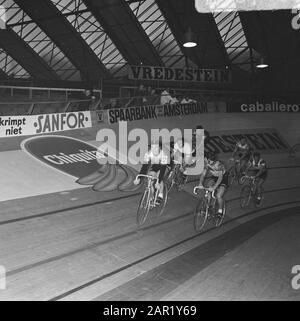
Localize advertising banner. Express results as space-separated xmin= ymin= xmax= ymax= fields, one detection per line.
xmin=128 ymin=65 xmax=232 ymax=84
xmin=0 ymin=111 xmax=92 ymax=137
xmin=227 ymin=102 xmax=300 ymax=113
xmin=205 ymin=128 xmax=290 ymax=155
xmin=105 ymin=102 xmax=208 ymax=124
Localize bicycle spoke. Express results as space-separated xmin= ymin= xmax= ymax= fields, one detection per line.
xmin=136 ymin=190 xmax=151 ymax=227
xmin=194 ymin=198 xmax=209 ymax=232
xmin=157 ymin=187 xmax=169 ymax=217
xmin=254 ymin=187 xmax=264 ymax=208
xmin=214 ymin=201 xmax=226 ymax=227
xmin=240 ymin=185 xmax=251 ymax=208
xmin=228 ymin=167 xmax=236 ymax=186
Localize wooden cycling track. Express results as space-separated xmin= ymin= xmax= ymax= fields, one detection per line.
xmin=0 ymin=153 xmax=300 ymax=301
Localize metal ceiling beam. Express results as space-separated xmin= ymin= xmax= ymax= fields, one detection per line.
xmin=83 ymin=0 xmax=162 ymax=66
xmin=155 ymin=0 xmax=228 ymax=68
xmin=0 ymin=29 xmax=59 ymax=80
xmin=14 ymin=0 xmax=110 ymax=81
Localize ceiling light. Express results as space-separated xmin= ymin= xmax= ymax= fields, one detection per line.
xmin=183 ymin=28 xmax=197 ymax=48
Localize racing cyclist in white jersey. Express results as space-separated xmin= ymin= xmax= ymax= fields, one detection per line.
xmin=134 ymin=140 xmax=169 ymax=204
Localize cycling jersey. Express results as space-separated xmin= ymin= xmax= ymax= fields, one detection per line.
xmin=234 ymin=140 xmax=251 ymax=160
xmin=205 ymin=160 xmax=226 ymax=177
xmin=248 ymin=158 xmax=267 ymax=171
xmin=173 ymin=141 xmax=192 ymax=155
xmin=247 ymin=158 xmax=268 ymax=180
xmin=143 ymin=149 xmax=168 ymax=165
xmin=235 ymin=141 xmax=250 ymax=152
xmin=140 ymin=149 xmax=169 ymax=183
xmin=173 ymin=140 xmax=193 ymax=165
xmin=203 ymin=160 xmax=228 ymax=188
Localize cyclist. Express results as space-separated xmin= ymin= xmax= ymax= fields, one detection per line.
xmin=231 ymin=137 xmax=251 ymax=174
xmin=133 ymin=140 xmax=169 ymax=204
xmin=244 ymin=152 xmax=268 ymax=202
xmin=173 ymin=138 xmax=194 ymax=167
xmin=196 ymin=152 xmax=228 ymax=217
xmin=192 ymin=125 xmax=210 ymax=157
xmin=170 ymin=137 xmax=195 ymax=183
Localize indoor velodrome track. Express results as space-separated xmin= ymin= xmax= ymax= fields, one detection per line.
xmin=0 ymin=113 xmax=300 ymax=301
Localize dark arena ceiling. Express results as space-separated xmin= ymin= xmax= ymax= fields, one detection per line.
xmin=0 ymin=0 xmax=299 ymax=96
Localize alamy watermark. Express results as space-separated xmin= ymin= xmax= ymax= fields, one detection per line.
xmin=291 ymin=265 xmax=300 ymax=290
xmin=95 ymin=123 xmax=204 ymax=168
xmin=0 ymin=265 xmax=6 ymax=290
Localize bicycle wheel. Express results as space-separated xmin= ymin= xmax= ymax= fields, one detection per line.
xmin=177 ymin=174 xmax=188 ymax=191
xmin=166 ymin=173 xmax=174 ymax=193
xmin=254 ymin=187 xmax=264 ymax=208
xmin=136 ymin=189 xmax=151 ymax=227
xmin=227 ymin=166 xmax=236 ymax=186
xmin=240 ymin=185 xmax=251 ymax=208
xmin=157 ymin=186 xmax=169 ymax=217
xmin=194 ymin=198 xmax=209 ymax=232
xmin=165 ymin=169 xmax=175 ymax=193
xmin=214 ymin=200 xmax=226 ymax=227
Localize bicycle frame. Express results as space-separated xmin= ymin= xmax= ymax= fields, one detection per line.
xmin=240 ymin=175 xmax=264 ymax=208
xmin=194 ymin=186 xmax=217 ymax=209
xmin=242 ymin=175 xmax=257 ymax=192
xmin=137 ymin=174 xmax=159 ymax=208
xmin=193 ymin=185 xmax=226 ymax=231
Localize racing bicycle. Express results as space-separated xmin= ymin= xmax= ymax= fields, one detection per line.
xmin=227 ymin=158 xmax=245 ymax=186
xmin=240 ymin=175 xmax=264 ymax=208
xmin=165 ymin=161 xmax=188 ymax=193
xmin=136 ymin=174 xmax=168 ymax=227
xmin=193 ymin=186 xmax=226 ymax=232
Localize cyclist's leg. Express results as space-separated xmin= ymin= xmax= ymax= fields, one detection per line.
xmin=216 ymin=172 xmax=228 ymax=214
xmin=149 ymin=169 xmax=164 ymax=201
xmin=203 ymin=178 xmax=215 ymax=203
xmin=236 ymin=153 xmax=243 ymax=172
xmin=216 ymin=185 xmax=226 ymax=215
xmin=148 ymin=169 xmax=158 ymax=196
xmin=256 ymin=175 xmax=266 ymax=199
xmin=157 ymin=171 xmax=164 ymax=199
xmin=240 ymin=154 xmax=249 ymax=174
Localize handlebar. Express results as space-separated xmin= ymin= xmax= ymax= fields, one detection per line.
xmin=173 ymin=159 xmax=182 ymax=165
xmin=136 ymin=174 xmax=158 ymax=182
xmin=193 ymin=186 xmax=216 ymax=198
xmin=229 ymin=157 xmax=240 ymax=164
xmin=242 ymin=175 xmax=256 ymax=181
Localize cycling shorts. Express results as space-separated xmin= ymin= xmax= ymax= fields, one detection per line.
xmin=203 ymin=173 xmax=229 ymax=189
xmin=248 ymin=169 xmax=268 ymax=181
xmin=238 ymin=151 xmax=251 ymax=161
